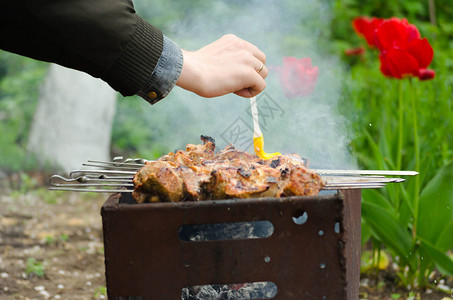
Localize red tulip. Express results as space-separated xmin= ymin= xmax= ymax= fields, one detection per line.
xmin=374 ymin=18 xmax=421 ymax=52
xmin=352 ymin=16 xmax=383 ymax=48
xmin=375 ymin=18 xmax=435 ymax=80
xmin=344 ymin=46 xmax=365 ymax=56
xmin=418 ymin=68 xmax=435 ymax=80
xmin=278 ymin=57 xmax=319 ymax=99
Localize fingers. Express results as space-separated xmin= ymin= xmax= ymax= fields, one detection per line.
xmin=222 ymin=34 xmax=266 ymax=64
xmin=231 ymin=55 xmax=267 ymax=98
xmin=234 ymin=71 xmax=267 ymax=98
xmin=222 ymin=34 xmax=267 ymax=81
xmin=248 ymin=42 xmax=266 ymax=66
xmin=249 ymin=72 xmax=267 ymax=96
xmin=234 ymin=89 xmax=253 ymax=98
xmin=254 ymin=60 xmax=269 ymax=79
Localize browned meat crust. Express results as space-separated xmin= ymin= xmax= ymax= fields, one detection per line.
xmin=132 ymin=137 xmax=323 ymax=203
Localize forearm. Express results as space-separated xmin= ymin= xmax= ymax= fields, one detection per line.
xmin=0 ymin=2 xmax=268 ymax=103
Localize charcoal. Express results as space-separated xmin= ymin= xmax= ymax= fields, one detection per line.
xmin=181 ymin=282 xmax=277 ymax=300
xmin=179 ymin=221 xmax=274 ymax=242
xmin=194 ymin=285 xmax=219 ymax=300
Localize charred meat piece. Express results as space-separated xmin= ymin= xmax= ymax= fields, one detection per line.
xmin=133 ymin=161 xmax=183 ymax=203
xmin=214 ymin=145 xmax=257 ymax=162
xmin=263 ymin=153 xmax=306 ymax=168
xmin=160 ymin=142 xmax=215 ymax=166
xmin=177 ymin=165 xmax=211 ymax=201
xmin=279 ymin=165 xmax=323 ymax=197
xmin=200 ymin=135 xmax=216 ymax=146
xmin=132 ymin=136 xmax=323 ymax=202
xmin=206 ymin=164 xmax=282 ymax=199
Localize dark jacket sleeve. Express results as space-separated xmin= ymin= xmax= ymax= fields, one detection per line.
xmin=0 ymin=0 xmax=163 ymax=97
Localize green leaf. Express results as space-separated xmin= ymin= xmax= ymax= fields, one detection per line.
xmin=435 ymin=221 xmax=453 ymax=251
xmin=380 ymin=125 xmax=396 ymax=170
xmin=363 ymin=128 xmax=386 ymax=170
xmin=417 ymin=244 xmax=434 ymax=287
xmin=419 ymin=238 xmax=453 ymax=276
xmin=362 ymin=201 xmax=415 ymax=269
xmin=417 ymin=160 xmax=453 ymax=244
xmin=362 ymin=189 xmax=394 ymax=213
xmin=361 ymin=218 xmax=372 ymax=246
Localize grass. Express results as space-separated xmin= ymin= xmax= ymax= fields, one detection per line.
xmin=25 ymin=258 xmax=45 ymax=278
xmin=94 ymin=286 xmax=107 ymax=299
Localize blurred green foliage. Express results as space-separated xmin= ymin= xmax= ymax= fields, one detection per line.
xmin=111 ymin=96 xmax=170 ymax=159
xmin=0 ymin=52 xmax=47 ymax=172
xmin=25 ymin=257 xmax=45 ymax=278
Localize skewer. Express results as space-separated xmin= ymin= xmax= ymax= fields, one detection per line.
xmin=83 ymin=163 xmax=143 ymax=170
xmin=322 ymin=184 xmax=385 ymax=190
xmin=49 ymin=187 xmax=133 ymax=193
xmin=80 ymin=160 xmax=419 ymax=177
xmin=49 ymin=174 xmax=133 ymax=183
xmin=51 ymin=183 xmax=134 ymax=188
xmin=312 ymin=169 xmax=418 ymax=176
xmin=87 ymin=159 xmax=147 ymax=168
xmin=48 ymin=159 xmax=417 ymax=194
xmin=51 ymin=174 xmax=405 ymax=185
xmin=48 ymin=174 xmax=404 ymax=192
xmin=48 ymin=184 xmax=386 ymax=192
xmin=322 ymin=176 xmax=405 ymax=184
xmin=69 ymin=169 xmax=136 ymax=178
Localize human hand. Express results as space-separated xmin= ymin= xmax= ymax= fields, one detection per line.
xmin=176 ymin=34 xmax=268 ymax=98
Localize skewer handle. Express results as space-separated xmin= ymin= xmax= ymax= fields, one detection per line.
xmin=250 ymin=96 xmax=262 ymax=137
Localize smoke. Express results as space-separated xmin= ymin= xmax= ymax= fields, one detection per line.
xmin=133 ymin=0 xmax=357 ymax=169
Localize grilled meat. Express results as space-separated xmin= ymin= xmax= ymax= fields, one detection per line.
xmin=132 ymin=137 xmax=323 ymax=203
xmin=132 ymin=161 xmax=183 ymax=203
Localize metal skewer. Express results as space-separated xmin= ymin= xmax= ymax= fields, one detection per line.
xmin=49 ymin=187 xmax=133 ymax=193
xmin=49 ymin=171 xmax=411 ymax=193
xmin=322 ymin=184 xmax=386 ymax=190
xmin=48 ymin=158 xmax=418 ymax=194
xmin=78 ymin=159 xmax=419 ymax=177
xmin=312 ymin=169 xmax=418 ymax=176
xmin=321 ymin=176 xmax=405 ymax=183
xmin=82 ymin=163 xmax=143 ymax=170
xmin=86 ymin=159 xmax=147 ymax=169
xmin=69 ymin=169 xmax=136 ymax=179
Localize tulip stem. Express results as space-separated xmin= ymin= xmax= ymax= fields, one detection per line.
xmin=410 ymin=79 xmax=420 ymax=239
xmin=392 ymin=80 xmax=405 ymax=213
xmin=396 ymin=80 xmax=404 ymax=171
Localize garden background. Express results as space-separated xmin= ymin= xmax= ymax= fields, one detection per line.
xmin=1 ymin=0 xmax=452 ymax=299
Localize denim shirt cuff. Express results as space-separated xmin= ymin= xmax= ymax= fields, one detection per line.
xmin=137 ymin=36 xmax=183 ymax=104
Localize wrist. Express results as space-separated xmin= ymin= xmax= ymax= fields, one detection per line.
xmin=176 ymin=50 xmax=204 ymax=95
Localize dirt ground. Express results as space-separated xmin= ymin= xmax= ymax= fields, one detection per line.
xmin=0 ymin=172 xmax=452 ymax=300
xmin=1 ymin=173 xmax=106 ymax=300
